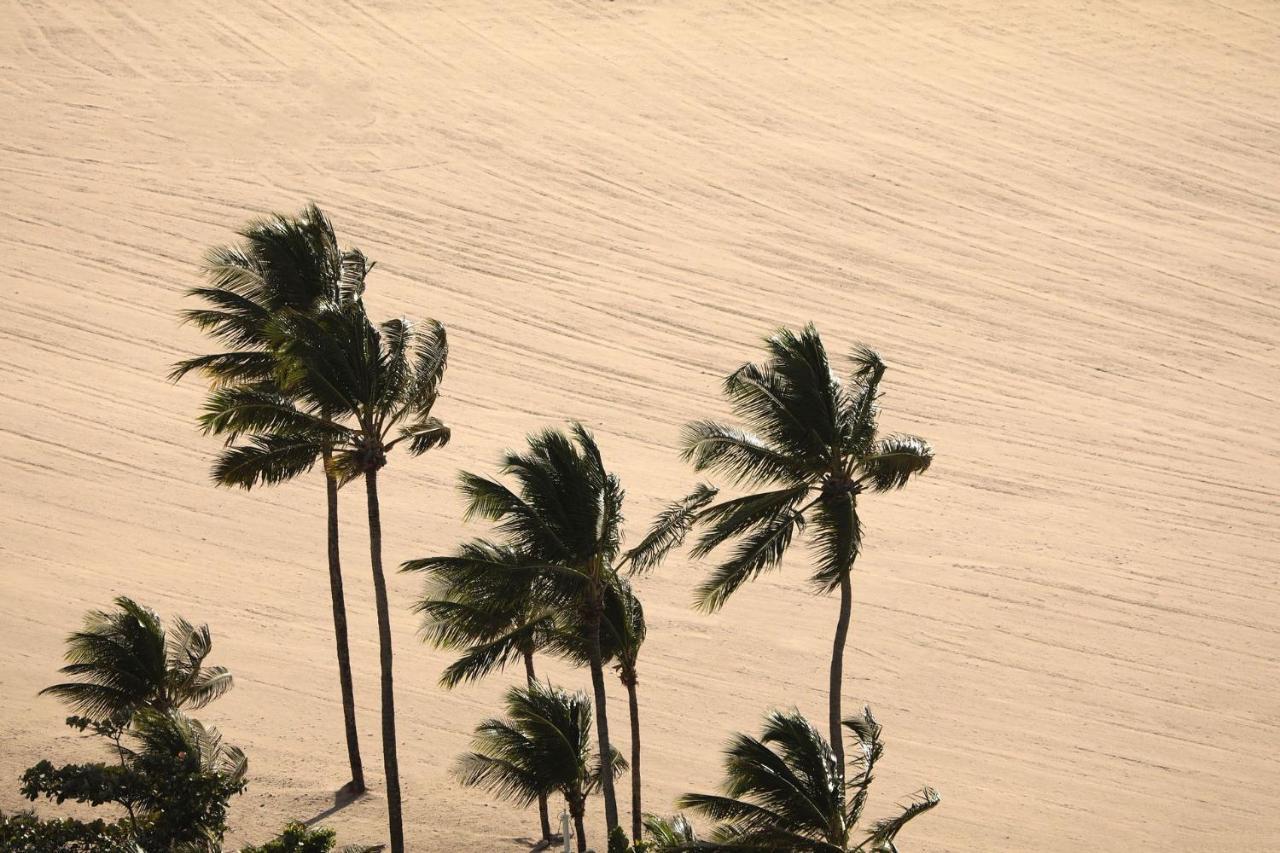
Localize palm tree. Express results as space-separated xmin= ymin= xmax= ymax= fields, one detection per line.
xmin=40 ymin=597 xmax=232 ymax=723
xmin=678 ymin=707 xmax=939 ymax=852
xmin=437 ymin=427 xmax=713 ymax=838
xmin=681 ymin=325 xmax=933 ymax=768
xmin=172 ymin=204 xmax=369 ymax=793
xmin=642 ymin=814 xmax=702 ymax=851
xmin=204 ymin=300 xmax=451 ymax=853
xmin=445 ymin=425 xmax=625 ymax=835
xmin=454 ymin=682 xmax=625 ymax=853
xmin=407 ymin=539 xmax=559 ymax=843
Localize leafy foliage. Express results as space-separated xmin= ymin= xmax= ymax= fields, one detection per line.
xmin=453 ymin=682 xmax=625 ymax=815
xmin=40 ymin=597 xmax=232 ymax=723
xmin=238 ymin=821 xmax=384 ymax=853
xmin=681 ymin=324 xmax=933 ymax=608
xmin=17 ymin=710 xmax=247 ymax=852
xmin=677 ymin=708 xmax=938 ymax=852
xmin=0 ymin=810 xmax=132 ymax=853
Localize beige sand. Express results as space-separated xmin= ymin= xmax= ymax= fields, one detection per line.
xmin=2 ymin=1 xmax=1278 ymax=849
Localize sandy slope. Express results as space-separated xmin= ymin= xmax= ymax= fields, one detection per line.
xmin=2 ymin=0 xmax=1278 ymax=849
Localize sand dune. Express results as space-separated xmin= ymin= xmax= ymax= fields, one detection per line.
xmin=2 ymin=0 xmax=1278 ymax=849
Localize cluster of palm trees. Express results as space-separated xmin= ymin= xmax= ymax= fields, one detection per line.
xmin=174 ymin=205 xmax=939 ymax=851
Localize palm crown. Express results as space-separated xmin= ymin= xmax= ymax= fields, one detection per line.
xmin=40 ymin=596 xmax=232 ymax=722
xmin=678 ymin=708 xmax=938 ymax=852
xmin=455 ymin=682 xmax=625 ymax=853
xmin=200 ymin=300 xmax=450 ymax=487
xmin=682 ymin=324 xmax=933 ymax=611
xmin=171 ymin=203 xmax=367 ymax=388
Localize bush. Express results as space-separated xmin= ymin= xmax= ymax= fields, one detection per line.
xmin=240 ymin=822 xmax=337 ymax=853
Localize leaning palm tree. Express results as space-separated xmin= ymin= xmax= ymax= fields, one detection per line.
xmin=679 ymin=708 xmax=939 ymax=852
xmin=682 ymin=325 xmax=933 ymax=768
xmin=204 ymin=300 xmax=451 ymax=853
xmin=172 ymin=204 xmax=369 ymax=793
xmin=408 ymin=539 xmax=559 ymax=843
xmin=432 ymin=427 xmax=713 ymax=838
xmin=40 ymin=597 xmax=232 ymax=723
xmin=454 ymin=682 xmax=625 ymax=853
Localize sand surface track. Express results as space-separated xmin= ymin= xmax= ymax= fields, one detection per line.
xmin=2 ymin=1 xmax=1278 ymax=849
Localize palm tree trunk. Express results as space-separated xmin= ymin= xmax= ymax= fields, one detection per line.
xmin=524 ymin=648 xmax=553 ymax=845
xmin=323 ymin=454 xmax=365 ymax=794
xmin=585 ymin=591 xmax=621 ymax=835
xmin=365 ymin=468 xmax=404 ymax=853
xmin=829 ymin=569 xmax=853 ymax=773
xmin=571 ymin=801 xmax=588 ymax=853
xmin=624 ymin=669 xmax=642 ymax=844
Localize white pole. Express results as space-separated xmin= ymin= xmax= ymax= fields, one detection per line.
xmin=561 ymin=807 xmax=573 ymax=853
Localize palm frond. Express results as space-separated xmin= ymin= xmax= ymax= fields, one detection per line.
xmin=808 ymin=493 xmax=861 ymax=592
xmin=623 ymin=483 xmax=719 ymax=573
xmin=690 ymin=485 xmax=810 ymax=560
xmin=681 ymin=421 xmax=802 ymax=486
xmin=858 ymin=788 xmax=939 ymax=850
xmin=857 ymin=435 xmax=933 ymax=492
xmin=694 ymin=508 xmax=807 ymax=612
xmin=212 ymin=434 xmax=325 ymax=489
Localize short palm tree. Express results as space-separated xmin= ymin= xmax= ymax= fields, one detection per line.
xmin=40 ymin=597 xmax=232 ymax=723
xmin=407 ymin=539 xmax=559 ymax=843
xmin=172 ymin=204 xmax=368 ymax=793
xmin=679 ymin=707 xmax=939 ymax=852
xmin=642 ymin=814 xmax=702 ymax=851
xmin=454 ymin=682 xmax=625 ymax=853
xmin=439 ymin=427 xmax=713 ymax=838
xmin=682 ymin=325 xmax=933 ymax=768
xmin=205 ymin=300 xmax=451 ymax=853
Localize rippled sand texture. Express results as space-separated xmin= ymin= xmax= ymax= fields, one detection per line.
xmin=2 ymin=1 xmax=1278 ymax=849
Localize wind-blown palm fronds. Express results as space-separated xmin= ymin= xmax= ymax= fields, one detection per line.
xmin=678 ymin=708 xmax=938 ymax=852
xmin=40 ymin=597 xmax=231 ymax=722
xmin=455 ymin=682 xmax=625 ymax=853
xmin=682 ymin=325 xmax=933 ymax=768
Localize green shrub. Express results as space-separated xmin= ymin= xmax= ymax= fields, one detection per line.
xmin=240 ymin=822 xmax=337 ymax=853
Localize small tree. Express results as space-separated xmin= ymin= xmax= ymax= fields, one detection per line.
xmin=454 ymin=682 xmax=625 ymax=853
xmin=40 ymin=596 xmax=232 ymax=721
xmin=678 ymin=707 xmax=938 ymax=852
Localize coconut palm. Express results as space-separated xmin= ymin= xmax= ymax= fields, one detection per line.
xmin=433 ymin=427 xmax=713 ymax=837
xmin=407 ymin=539 xmax=559 ymax=843
xmin=642 ymin=814 xmax=703 ymax=851
xmin=454 ymin=682 xmax=625 ymax=853
xmin=171 ymin=204 xmax=369 ymax=793
xmin=204 ymin=300 xmax=451 ymax=853
xmin=678 ymin=707 xmax=939 ymax=852
xmin=40 ymin=597 xmax=232 ymax=723
xmin=681 ymin=325 xmax=933 ymax=769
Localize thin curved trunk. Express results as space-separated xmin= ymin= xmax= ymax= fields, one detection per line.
xmin=585 ymin=587 xmax=620 ymax=835
xmin=525 ymin=648 xmax=553 ymax=845
xmin=624 ymin=669 xmax=642 ymax=844
xmin=830 ymin=570 xmax=853 ymax=773
xmin=365 ymin=468 xmax=404 ymax=853
xmin=323 ymin=453 xmax=365 ymax=793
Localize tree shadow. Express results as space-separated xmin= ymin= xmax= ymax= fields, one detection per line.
xmin=302 ymin=781 xmax=365 ymax=827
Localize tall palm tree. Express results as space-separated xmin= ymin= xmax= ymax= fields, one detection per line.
xmin=40 ymin=597 xmax=232 ymax=723
xmin=681 ymin=326 xmax=933 ymax=768
xmin=205 ymin=301 xmax=451 ymax=853
xmin=437 ymin=427 xmax=713 ymax=838
xmin=407 ymin=539 xmax=559 ymax=843
xmin=454 ymin=682 xmax=625 ymax=853
xmin=678 ymin=707 xmax=939 ymax=852
xmin=172 ymin=204 xmax=369 ymax=793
